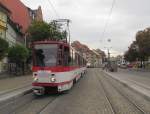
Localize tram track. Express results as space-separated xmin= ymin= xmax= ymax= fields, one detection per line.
xmin=37 ymin=96 xmax=59 ymax=114
xmin=0 ymin=93 xmax=34 ymax=114
xmin=94 ymin=71 xmax=116 ymax=114
xmin=0 ymin=86 xmax=59 ymax=114
xmin=95 ymin=69 xmax=146 ymax=114
xmin=101 ymin=70 xmax=150 ymax=113
xmin=12 ymin=93 xmax=59 ymax=114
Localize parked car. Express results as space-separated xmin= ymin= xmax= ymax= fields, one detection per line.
xmin=120 ymin=64 xmax=127 ymax=69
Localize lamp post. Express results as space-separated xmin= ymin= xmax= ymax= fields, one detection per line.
xmin=104 ymin=47 xmax=112 ymax=63
xmin=104 ymin=39 xmax=112 ymax=70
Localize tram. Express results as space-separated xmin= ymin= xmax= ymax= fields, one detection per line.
xmin=32 ymin=40 xmax=87 ymax=95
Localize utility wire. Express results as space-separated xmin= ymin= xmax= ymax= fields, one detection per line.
xmin=100 ymin=0 xmax=116 ymax=42
xmin=47 ymin=0 xmax=60 ymax=18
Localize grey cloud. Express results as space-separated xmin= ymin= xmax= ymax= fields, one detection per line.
xmin=21 ymin=0 xmax=150 ymax=55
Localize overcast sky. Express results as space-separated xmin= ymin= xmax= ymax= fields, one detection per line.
xmin=21 ymin=0 xmax=150 ymax=56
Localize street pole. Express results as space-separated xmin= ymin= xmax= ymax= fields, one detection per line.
xmin=24 ymin=34 xmax=27 ymax=47
xmin=104 ymin=39 xmax=111 ymax=70
xmin=108 ymin=48 xmax=110 ymax=62
xmin=67 ymin=20 xmax=71 ymax=45
xmin=53 ymin=19 xmax=71 ymax=44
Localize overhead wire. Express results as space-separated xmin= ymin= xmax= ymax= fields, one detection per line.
xmin=100 ymin=0 xmax=116 ymax=42
xmin=46 ymin=0 xmax=60 ymax=19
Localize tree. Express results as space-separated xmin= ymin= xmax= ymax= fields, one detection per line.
xmin=8 ymin=45 xmax=29 ymax=75
xmin=0 ymin=38 xmax=9 ymax=60
xmin=136 ymin=28 xmax=150 ymax=58
xmin=8 ymin=45 xmax=29 ymax=62
xmin=49 ymin=22 xmax=67 ymax=40
xmin=28 ymin=21 xmax=67 ymax=42
xmin=124 ymin=41 xmax=139 ymax=62
xmin=28 ymin=21 xmax=51 ymax=41
xmin=124 ymin=27 xmax=150 ymax=68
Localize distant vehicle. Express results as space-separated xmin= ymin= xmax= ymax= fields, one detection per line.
xmin=108 ymin=60 xmax=118 ymax=72
xmin=31 ymin=40 xmax=87 ymax=95
xmin=120 ymin=64 xmax=127 ymax=69
xmin=127 ymin=64 xmax=133 ymax=68
xmin=117 ymin=63 xmax=121 ymax=67
xmin=86 ymin=63 xmax=91 ymax=68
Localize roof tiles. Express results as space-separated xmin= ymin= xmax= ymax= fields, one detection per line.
xmin=0 ymin=0 xmax=31 ymax=33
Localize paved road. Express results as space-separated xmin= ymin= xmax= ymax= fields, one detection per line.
xmin=1 ymin=68 xmax=150 ymax=114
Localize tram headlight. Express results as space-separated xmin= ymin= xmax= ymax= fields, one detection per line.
xmin=33 ymin=77 xmax=38 ymax=82
xmin=51 ymin=77 xmax=56 ymax=82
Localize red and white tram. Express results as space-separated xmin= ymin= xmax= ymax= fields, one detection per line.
xmin=32 ymin=40 xmax=87 ymax=95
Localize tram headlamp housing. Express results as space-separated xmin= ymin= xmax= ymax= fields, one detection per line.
xmin=51 ymin=77 xmax=56 ymax=82
xmin=33 ymin=77 xmax=38 ymax=82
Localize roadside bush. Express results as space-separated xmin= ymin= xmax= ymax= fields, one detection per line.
xmin=0 ymin=38 xmax=9 ymax=60
xmin=8 ymin=44 xmax=29 ymax=75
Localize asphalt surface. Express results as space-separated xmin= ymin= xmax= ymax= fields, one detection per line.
xmin=1 ymin=68 xmax=150 ymax=114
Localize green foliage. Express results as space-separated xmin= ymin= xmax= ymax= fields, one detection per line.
xmin=49 ymin=22 xmax=67 ymax=40
xmin=124 ymin=41 xmax=139 ymax=62
xmin=0 ymin=38 xmax=9 ymax=60
xmin=124 ymin=49 xmax=139 ymax=62
xmin=28 ymin=21 xmax=67 ymax=41
xmin=28 ymin=21 xmax=51 ymax=41
xmin=8 ymin=45 xmax=29 ymax=63
xmin=124 ymin=27 xmax=150 ymax=63
xmin=136 ymin=28 xmax=150 ymax=57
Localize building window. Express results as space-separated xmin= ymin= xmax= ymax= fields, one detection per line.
xmin=0 ymin=12 xmax=7 ymax=22
xmin=0 ymin=29 xmax=5 ymax=39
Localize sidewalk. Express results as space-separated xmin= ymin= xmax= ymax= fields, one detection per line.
xmin=103 ymin=70 xmax=150 ymax=100
xmin=0 ymin=74 xmax=32 ymax=92
xmin=128 ymin=68 xmax=150 ymax=72
xmin=0 ymin=74 xmax=33 ymax=102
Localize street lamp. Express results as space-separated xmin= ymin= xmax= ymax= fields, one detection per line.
xmin=104 ymin=46 xmax=112 ymax=62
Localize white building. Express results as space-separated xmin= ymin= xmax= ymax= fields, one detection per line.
xmin=0 ymin=4 xmax=24 ymax=73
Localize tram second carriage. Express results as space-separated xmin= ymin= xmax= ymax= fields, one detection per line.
xmin=32 ymin=41 xmax=87 ymax=95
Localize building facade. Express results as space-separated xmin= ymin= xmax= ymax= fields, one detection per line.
xmin=0 ymin=1 xmax=43 ymax=73
xmin=27 ymin=6 xmax=43 ymax=22
xmin=0 ymin=3 xmax=10 ymax=73
xmin=0 ymin=2 xmax=24 ymax=73
xmin=0 ymin=3 xmax=10 ymax=39
xmin=0 ymin=0 xmax=43 ymax=33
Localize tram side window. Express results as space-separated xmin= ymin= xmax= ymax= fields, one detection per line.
xmin=75 ymin=53 xmax=78 ymax=66
xmin=69 ymin=49 xmax=73 ymax=66
xmin=64 ymin=47 xmax=70 ymax=66
xmin=58 ymin=45 xmax=63 ymax=66
xmin=72 ymin=50 xmax=76 ymax=66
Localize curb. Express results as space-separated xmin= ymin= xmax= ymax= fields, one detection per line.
xmin=0 ymin=88 xmax=33 ymax=114
xmin=0 ymin=86 xmax=32 ymax=104
xmin=0 ymin=83 xmax=31 ymax=96
xmin=102 ymin=71 xmax=150 ymax=100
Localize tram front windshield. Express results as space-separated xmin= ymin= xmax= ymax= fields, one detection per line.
xmin=34 ymin=44 xmax=57 ymax=67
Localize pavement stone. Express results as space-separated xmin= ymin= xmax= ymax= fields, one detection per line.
xmin=0 ymin=74 xmax=32 ymax=92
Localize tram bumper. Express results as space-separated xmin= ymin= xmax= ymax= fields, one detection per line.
xmin=32 ymin=86 xmax=45 ymax=95
xmin=32 ymin=81 xmax=73 ymax=93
